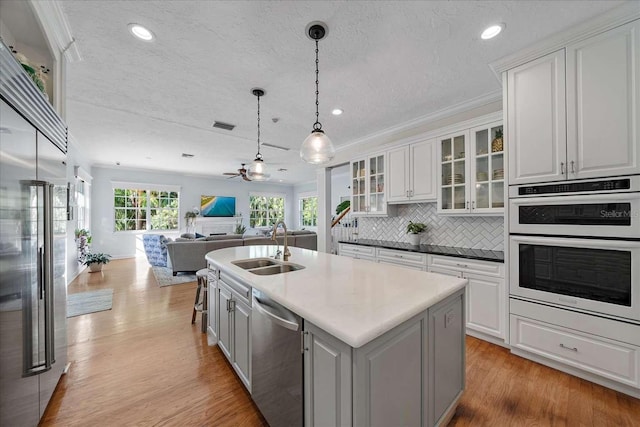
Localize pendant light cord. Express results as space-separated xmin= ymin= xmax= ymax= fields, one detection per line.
xmin=256 ymin=92 xmax=262 ymax=159
xmin=313 ymin=39 xmax=322 ymax=131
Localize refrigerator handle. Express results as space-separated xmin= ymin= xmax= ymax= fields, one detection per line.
xmin=38 ymin=247 xmax=44 ymax=300
xmin=44 ymin=183 xmax=54 ymax=368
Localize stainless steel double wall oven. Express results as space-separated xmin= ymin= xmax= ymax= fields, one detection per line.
xmin=509 ymin=175 xmax=640 ymax=323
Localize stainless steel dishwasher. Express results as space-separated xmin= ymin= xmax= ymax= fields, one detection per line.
xmin=251 ymin=288 xmax=303 ymax=427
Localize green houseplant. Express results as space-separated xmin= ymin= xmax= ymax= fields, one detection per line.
xmin=406 ymin=221 xmax=427 ymax=245
xmin=83 ymin=252 xmax=111 ymax=273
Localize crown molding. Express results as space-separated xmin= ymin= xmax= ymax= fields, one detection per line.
xmin=490 ymin=2 xmax=640 ymax=76
xmin=29 ymin=0 xmax=81 ymax=62
xmin=335 ymin=90 xmax=502 ymax=153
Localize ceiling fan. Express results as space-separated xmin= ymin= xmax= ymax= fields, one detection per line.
xmin=223 ymin=163 xmax=251 ymax=181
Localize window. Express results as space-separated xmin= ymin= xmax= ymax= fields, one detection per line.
xmin=113 ymin=187 xmax=179 ymax=231
xmin=249 ymin=194 xmax=285 ymax=227
xmin=300 ymin=196 xmax=318 ymax=227
xmin=76 ymin=179 xmax=90 ymax=231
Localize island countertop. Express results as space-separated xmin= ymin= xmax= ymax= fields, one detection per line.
xmin=206 ymin=245 xmax=467 ymax=348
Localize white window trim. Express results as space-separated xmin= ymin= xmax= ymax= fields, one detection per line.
xmin=298 ymin=192 xmax=318 ymax=230
xmin=112 ymin=185 xmax=181 ymax=233
xmin=249 ymin=192 xmax=287 ymax=228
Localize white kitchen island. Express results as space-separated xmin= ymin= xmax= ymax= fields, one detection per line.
xmin=206 ymin=245 xmax=468 ymax=427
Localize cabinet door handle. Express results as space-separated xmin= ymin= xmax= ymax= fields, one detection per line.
xmin=560 ymin=162 xmax=565 ymax=175
xmin=472 ymin=201 xmax=475 ymax=210
xmin=570 ymin=160 xmax=575 ymax=174
xmin=466 ymin=201 xmax=469 ymax=209
xmin=226 ymin=299 xmax=230 ymax=312
xmin=456 ymin=263 xmax=468 ymax=268
xmin=559 ymin=343 xmax=578 ymax=352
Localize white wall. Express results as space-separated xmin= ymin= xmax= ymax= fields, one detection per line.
xmin=65 ymin=139 xmax=92 ymax=284
xmin=90 ymin=166 xmax=295 ymax=259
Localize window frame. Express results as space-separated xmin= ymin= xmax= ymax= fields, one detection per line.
xmin=249 ymin=192 xmax=286 ymax=228
xmin=112 ymin=182 xmax=181 ymax=233
xmin=298 ymin=192 xmax=318 ymax=230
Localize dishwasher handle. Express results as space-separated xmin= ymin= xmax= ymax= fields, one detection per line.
xmin=253 ymin=295 xmax=300 ymax=331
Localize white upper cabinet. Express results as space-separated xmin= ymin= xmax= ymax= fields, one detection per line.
xmin=387 ymin=139 xmax=436 ymax=204
xmin=566 ymin=20 xmax=640 ymax=180
xmin=350 ymin=153 xmax=391 ymax=216
xmin=437 ymin=121 xmax=504 ymax=215
xmin=507 ymin=50 xmax=566 ymax=185
xmin=508 ymin=20 xmax=640 ymax=185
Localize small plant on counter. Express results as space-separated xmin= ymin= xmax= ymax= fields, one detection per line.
xmin=406 ymin=221 xmax=427 ymax=246
xmin=235 ymin=223 xmax=247 ymax=235
xmin=406 ymin=221 xmax=427 ymax=234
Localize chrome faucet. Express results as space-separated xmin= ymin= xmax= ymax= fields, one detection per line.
xmin=272 ymin=220 xmax=291 ymax=261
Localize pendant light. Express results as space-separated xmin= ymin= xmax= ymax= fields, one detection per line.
xmin=300 ymin=22 xmax=336 ymax=165
xmin=248 ymin=88 xmax=270 ymax=181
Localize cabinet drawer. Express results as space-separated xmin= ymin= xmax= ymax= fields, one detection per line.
xmin=377 ymin=248 xmax=426 ymax=267
xmin=429 ymin=255 xmax=503 ymax=278
xmin=339 ymin=244 xmax=376 ymax=257
xmin=377 ymin=259 xmax=425 ymax=271
xmin=219 ymin=271 xmax=251 ymax=304
xmin=510 ymin=315 xmax=640 ymax=387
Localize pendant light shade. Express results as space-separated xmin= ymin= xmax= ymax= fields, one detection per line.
xmin=300 ymin=22 xmax=335 ymax=165
xmin=248 ymin=88 xmax=270 ymax=181
xmin=300 ymin=129 xmax=335 ymax=165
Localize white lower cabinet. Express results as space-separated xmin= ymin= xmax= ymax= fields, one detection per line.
xmin=428 ymin=255 xmax=505 ymax=341
xmin=304 ymin=322 xmax=352 ymax=427
xmin=376 ymin=248 xmax=427 ymax=270
xmin=207 ymin=265 xmax=219 ymax=343
xmin=338 ymin=243 xmax=376 ymax=261
xmin=510 ymin=298 xmax=640 ymax=392
xmin=304 ymin=289 xmax=465 ymax=427
xmin=217 ymin=276 xmax=252 ymax=391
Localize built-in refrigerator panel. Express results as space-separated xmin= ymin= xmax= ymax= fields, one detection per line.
xmin=0 ymin=99 xmax=41 ymax=426
xmin=35 ymin=131 xmax=67 ymax=416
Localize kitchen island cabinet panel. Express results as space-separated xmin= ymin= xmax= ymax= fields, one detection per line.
xmin=353 ymin=321 xmax=422 ymax=427
xmin=232 ymin=298 xmax=251 ymax=388
xmin=304 ymin=322 xmax=352 ymax=427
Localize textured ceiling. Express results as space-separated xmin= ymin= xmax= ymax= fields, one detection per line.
xmin=59 ymin=0 xmax=624 ymax=184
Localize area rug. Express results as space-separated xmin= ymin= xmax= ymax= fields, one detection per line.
xmin=67 ymin=289 xmax=114 ymax=317
xmin=151 ymin=266 xmax=197 ymax=287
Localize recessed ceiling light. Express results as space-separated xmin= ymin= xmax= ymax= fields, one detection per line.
xmin=129 ymin=24 xmax=154 ymax=41
xmin=332 ymin=108 xmax=343 ymax=116
xmin=481 ymin=24 xmax=504 ymax=40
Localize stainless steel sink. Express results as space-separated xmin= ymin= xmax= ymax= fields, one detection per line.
xmin=248 ymin=264 xmax=305 ymax=276
xmin=232 ymin=258 xmax=279 ymax=269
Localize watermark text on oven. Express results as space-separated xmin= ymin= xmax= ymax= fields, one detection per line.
xmin=600 ymin=210 xmax=637 ymax=218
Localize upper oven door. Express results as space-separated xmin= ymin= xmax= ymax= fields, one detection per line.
xmin=509 ymin=235 xmax=640 ymax=322
xmin=509 ymin=192 xmax=640 ymax=238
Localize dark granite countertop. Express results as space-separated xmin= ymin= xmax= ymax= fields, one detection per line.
xmin=338 ymin=239 xmax=504 ymax=263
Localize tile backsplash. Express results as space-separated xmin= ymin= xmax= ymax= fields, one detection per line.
xmin=357 ymin=203 xmax=504 ymax=251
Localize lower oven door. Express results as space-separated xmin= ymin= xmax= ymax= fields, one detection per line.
xmin=509 ymin=235 xmax=640 ymax=322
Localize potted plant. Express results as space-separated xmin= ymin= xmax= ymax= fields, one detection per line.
xmin=74 ymin=229 xmax=92 ymax=262
xmin=234 ymin=223 xmax=247 ymax=235
xmin=185 ymin=211 xmax=197 ymax=233
xmin=406 ymin=221 xmax=427 ymax=245
xmin=83 ymin=252 xmax=111 ymax=273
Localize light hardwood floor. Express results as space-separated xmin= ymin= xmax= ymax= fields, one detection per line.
xmin=42 ymin=257 xmax=640 ymax=426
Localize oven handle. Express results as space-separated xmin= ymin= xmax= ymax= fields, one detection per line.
xmin=509 ymin=192 xmax=640 ymax=206
xmin=509 ymin=234 xmax=640 ymax=250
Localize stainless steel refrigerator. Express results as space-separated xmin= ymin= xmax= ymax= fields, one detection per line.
xmin=0 ymin=97 xmax=68 ymax=424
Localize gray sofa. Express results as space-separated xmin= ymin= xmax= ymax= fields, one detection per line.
xmin=165 ymin=231 xmax=317 ymax=275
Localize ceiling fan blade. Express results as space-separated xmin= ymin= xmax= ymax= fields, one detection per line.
xmin=223 ymin=172 xmax=239 ymax=176
xmin=226 ymin=175 xmax=239 ymax=180
xmin=242 ymin=175 xmax=252 ymax=182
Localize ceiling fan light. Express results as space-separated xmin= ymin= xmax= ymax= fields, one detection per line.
xmin=300 ymin=130 xmax=335 ymax=165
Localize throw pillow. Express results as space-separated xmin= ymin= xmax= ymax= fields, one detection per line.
xmin=180 ymin=233 xmax=196 ymax=239
xmin=195 ymin=232 xmax=205 ymax=238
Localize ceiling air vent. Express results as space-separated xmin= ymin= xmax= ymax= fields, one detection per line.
xmin=262 ymin=142 xmax=290 ymax=151
xmin=181 ymin=153 xmax=194 ymax=158
xmin=212 ymin=121 xmax=236 ymax=131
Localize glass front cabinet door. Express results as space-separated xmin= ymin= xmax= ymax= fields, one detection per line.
xmin=437 ymin=120 xmax=504 ymax=215
xmin=351 ymin=153 xmax=388 ymax=216
xmin=437 ymin=130 xmax=470 ymax=214
xmin=470 ymin=121 xmax=504 ymax=213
